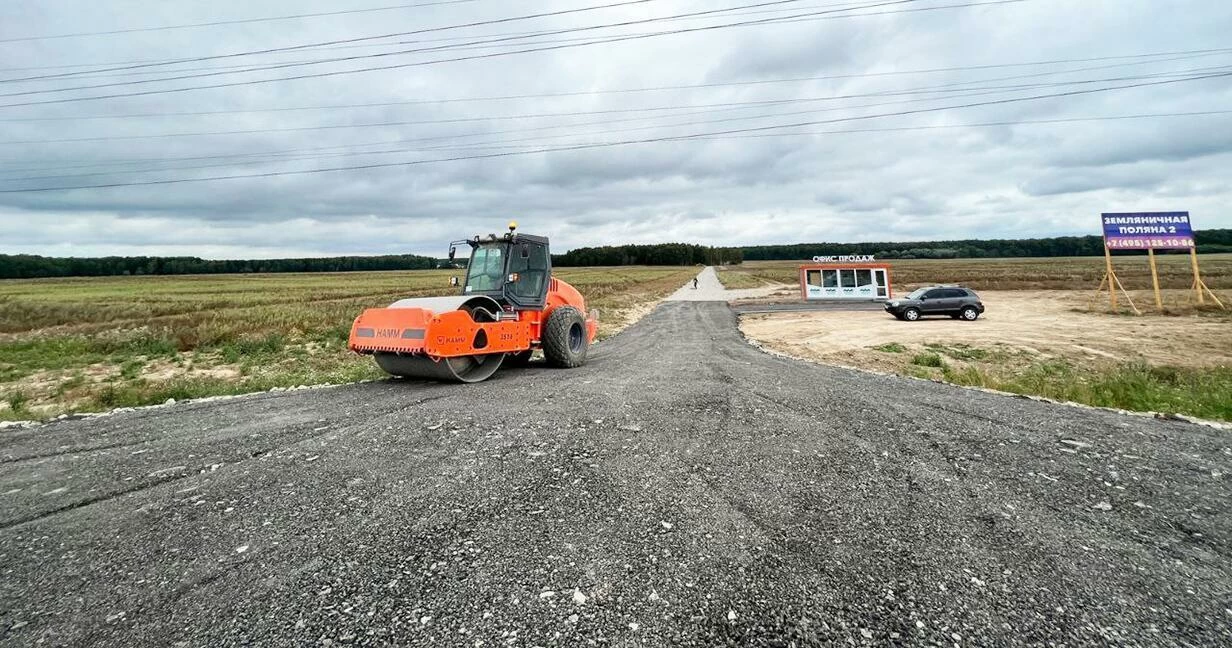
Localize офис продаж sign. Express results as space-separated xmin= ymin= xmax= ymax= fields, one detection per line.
xmin=1101 ymin=212 xmax=1195 ymax=250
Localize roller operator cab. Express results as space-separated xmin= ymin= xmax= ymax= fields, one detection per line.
xmin=347 ymin=223 xmax=598 ymax=383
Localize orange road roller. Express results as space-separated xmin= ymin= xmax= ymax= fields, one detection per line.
xmin=347 ymin=223 xmax=598 ymax=382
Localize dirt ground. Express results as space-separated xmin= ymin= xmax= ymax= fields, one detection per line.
xmin=740 ymin=290 xmax=1232 ymax=372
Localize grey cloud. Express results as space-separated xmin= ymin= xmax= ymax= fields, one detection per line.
xmin=703 ymin=17 xmax=861 ymax=82
xmin=1019 ymin=166 xmax=1166 ymax=197
xmin=1 ymin=0 xmax=1231 ymax=259
xmin=1045 ymin=113 xmax=1232 ymax=168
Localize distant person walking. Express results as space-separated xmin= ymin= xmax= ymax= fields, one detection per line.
xmin=693 ymin=277 xmax=699 ymax=289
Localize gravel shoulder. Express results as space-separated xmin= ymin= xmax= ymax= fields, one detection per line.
xmin=1 ymin=298 xmax=1229 ymax=647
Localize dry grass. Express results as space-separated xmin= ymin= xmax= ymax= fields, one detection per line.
xmin=712 ymin=267 xmax=775 ymax=289
xmin=0 ymin=266 xmax=695 ymax=420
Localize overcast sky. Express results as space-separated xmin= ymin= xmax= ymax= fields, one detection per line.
xmin=1 ymin=0 xmax=1230 ymax=258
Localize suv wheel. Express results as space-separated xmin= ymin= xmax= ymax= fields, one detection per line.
xmin=902 ymin=307 xmax=921 ymax=322
xmin=960 ymin=306 xmax=980 ymax=321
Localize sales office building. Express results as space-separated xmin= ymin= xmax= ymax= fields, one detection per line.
xmin=799 ymin=255 xmax=893 ymax=301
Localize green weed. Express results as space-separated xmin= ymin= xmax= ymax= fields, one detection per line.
xmin=940 ymin=360 xmax=1232 ymax=422
xmin=911 ymin=353 xmax=946 ymax=368
xmin=219 ymin=333 xmax=287 ymax=363
xmin=119 ymin=359 xmax=145 ymax=380
xmin=926 ymin=343 xmax=988 ymax=361
xmin=5 ymin=391 xmax=28 ymax=414
xmin=54 ymin=373 xmax=87 ymax=396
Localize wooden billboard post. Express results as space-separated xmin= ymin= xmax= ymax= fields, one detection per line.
xmin=1189 ymin=247 xmax=1226 ymax=309
xmin=1092 ymin=244 xmax=1138 ymax=314
xmin=1191 ymin=249 xmax=1204 ymax=305
xmin=1147 ymin=248 xmax=1162 ymax=310
xmin=1103 ymin=246 xmax=1117 ymax=310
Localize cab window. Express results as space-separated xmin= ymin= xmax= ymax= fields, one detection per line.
xmin=465 ymin=246 xmax=504 ymax=292
xmin=506 ymin=243 xmax=549 ymax=300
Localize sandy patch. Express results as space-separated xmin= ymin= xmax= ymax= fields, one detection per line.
xmin=140 ymin=360 xmax=240 ymax=382
xmin=600 ymin=298 xmax=663 ymax=340
xmin=3 ymin=356 xmax=244 ymax=419
xmin=740 ymin=290 xmax=1232 ymax=369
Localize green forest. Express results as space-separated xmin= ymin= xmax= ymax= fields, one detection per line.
xmin=738 ymin=229 xmax=1232 ymax=261
xmin=552 ymin=243 xmax=743 ymax=267
xmin=0 ymin=253 xmax=437 ymax=279
xmin=2 ymin=230 xmax=1229 ymax=278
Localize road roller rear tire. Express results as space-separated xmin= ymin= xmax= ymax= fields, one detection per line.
xmin=543 ymin=306 xmax=588 ymax=368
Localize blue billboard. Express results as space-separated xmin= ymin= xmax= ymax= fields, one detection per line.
xmin=1101 ymin=212 xmax=1195 ymax=250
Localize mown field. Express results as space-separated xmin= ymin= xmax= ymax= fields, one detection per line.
xmin=717 ymin=253 xmax=1232 ymax=295
xmin=0 ymin=266 xmax=696 ymax=421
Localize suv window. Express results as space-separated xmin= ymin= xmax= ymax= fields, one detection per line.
xmin=923 ymin=289 xmax=948 ymax=299
xmin=941 ymin=288 xmax=968 ymax=298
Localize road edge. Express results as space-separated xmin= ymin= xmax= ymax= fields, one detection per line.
xmin=735 ymin=318 xmax=1231 ymax=432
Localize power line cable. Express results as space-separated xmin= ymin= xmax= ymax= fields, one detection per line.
xmin=7 ymin=31 xmax=1226 ymax=93
xmin=0 ymin=86 xmax=1062 ymax=176
xmin=0 ymin=0 xmax=1017 ymax=108
xmin=0 ymin=0 xmax=871 ymax=74
xmin=7 ymin=3 xmax=882 ymax=85
xmin=5 ymin=65 xmax=1223 ymax=146
xmin=0 ymin=84 xmax=1036 ymax=168
xmin=2 ymin=46 xmax=1226 ymax=123
xmin=0 ymin=0 xmax=675 ymax=83
xmin=3 ymin=69 xmax=1225 ymax=193
xmin=3 ymin=34 xmax=657 ymax=85
xmin=0 ymin=1 xmax=488 ymax=44
xmin=0 ymin=0 xmax=831 ymax=89
xmin=4 ymin=57 xmax=1222 ymax=175
xmin=693 ymin=110 xmax=1232 ymax=139
xmin=8 ymin=106 xmax=1228 ymax=185
xmin=290 ymin=68 xmax=1229 ymax=152
xmin=2 ymin=52 xmax=1221 ymax=176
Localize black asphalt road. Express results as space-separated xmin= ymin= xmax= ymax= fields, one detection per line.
xmin=2 ymin=302 xmax=1229 ymax=647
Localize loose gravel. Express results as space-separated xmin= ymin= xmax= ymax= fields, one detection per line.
xmin=0 ymin=299 xmax=1229 ymax=646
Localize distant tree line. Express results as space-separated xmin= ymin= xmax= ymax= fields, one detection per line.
xmin=4 ymin=230 xmax=1229 ymax=279
xmin=552 ymin=243 xmax=743 ymax=267
xmin=0 ymin=253 xmax=437 ymax=279
xmin=737 ymin=229 xmax=1232 ymax=261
